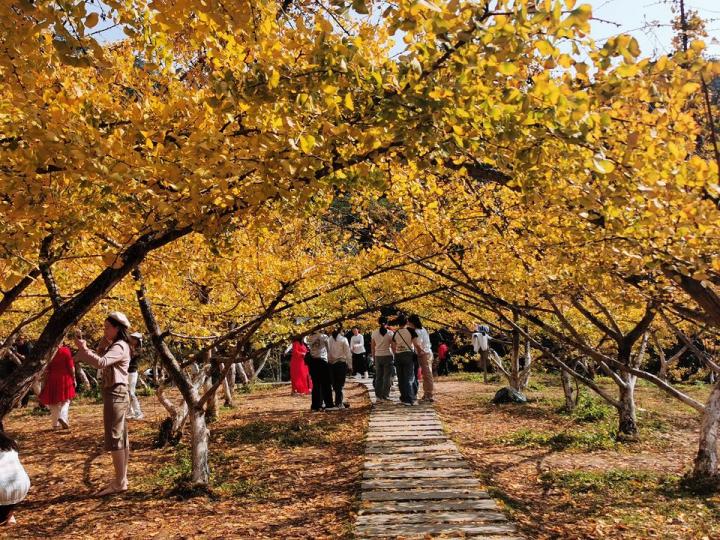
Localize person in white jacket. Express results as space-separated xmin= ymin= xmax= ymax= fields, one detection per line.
xmin=328 ymin=328 xmax=352 ymax=409
xmin=0 ymin=431 xmax=30 ymax=526
xmin=349 ymin=327 xmax=369 ymax=379
xmin=471 ymin=324 xmax=491 ymax=383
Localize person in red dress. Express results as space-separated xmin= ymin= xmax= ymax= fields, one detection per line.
xmin=289 ymin=337 xmax=312 ymax=396
xmin=39 ymin=343 xmax=76 ymax=429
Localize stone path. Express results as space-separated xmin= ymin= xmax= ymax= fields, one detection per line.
xmin=354 ymin=378 xmax=522 ymax=539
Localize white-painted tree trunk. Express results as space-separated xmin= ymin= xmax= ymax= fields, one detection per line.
xmin=222 ymin=363 xmax=235 ymax=407
xmin=235 ymin=362 xmax=249 ymax=386
xmin=75 ymin=366 xmax=91 ymax=389
xmin=694 ymin=379 xmax=720 ymax=478
xmin=189 ymin=406 xmax=210 ymax=487
xmin=617 ymin=373 xmax=638 ymax=439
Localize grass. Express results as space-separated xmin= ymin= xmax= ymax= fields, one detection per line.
xmin=498 ymin=427 xmax=617 ymax=451
xmin=540 ymin=468 xmax=659 ymax=494
xmin=217 ymin=478 xmax=269 ymax=500
xmin=559 ymin=394 xmax=612 ymax=423
xmin=220 ymin=417 xmax=336 ymax=447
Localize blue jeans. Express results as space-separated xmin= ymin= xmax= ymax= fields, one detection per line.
xmin=374 ymin=355 xmax=393 ymax=399
xmin=394 ymin=351 xmax=416 ymax=404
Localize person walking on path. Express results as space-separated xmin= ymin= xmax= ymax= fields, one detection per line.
xmin=371 ymin=316 xmax=394 ymax=401
xmin=391 ymin=314 xmax=422 ymax=406
xmin=74 ymin=311 xmax=132 ymax=496
xmin=38 ymin=341 xmax=76 ymax=429
xmin=0 ymin=430 xmax=30 ymax=526
xmin=471 ymin=324 xmax=491 ymax=383
xmin=328 ymin=328 xmax=351 ymax=409
xmin=408 ymin=314 xmax=434 ymax=402
xmin=306 ymin=330 xmax=333 ymax=411
xmin=127 ymin=332 xmax=144 ymax=420
xmin=437 ymin=341 xmax=450 ymax=376
xmin=289 ymin=337 xmax=312 ymax=395
xmin=349 ymin=327 xmax=368 ymax=379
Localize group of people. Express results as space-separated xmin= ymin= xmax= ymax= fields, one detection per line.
xmin=288 ymin=313 xmax=437 ymax=411
xmin=1 ymin=310 xmax=143 ymax=526
xmin=24 ymin=328 xmax=145 ymax=431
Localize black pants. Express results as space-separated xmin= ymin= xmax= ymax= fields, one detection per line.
xmin=330 ymin=361 xmax=348 ymax=406
xmin=0 ymin=504 xmax=15 ymax=525
xmin=352 ymin=353 xmax=367 ymax=375
xmin=308 ymin=357 xmax=333 ymax=410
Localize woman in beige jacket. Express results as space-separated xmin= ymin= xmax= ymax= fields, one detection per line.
xmin=75 ymin=311 xmax=132 ymax=496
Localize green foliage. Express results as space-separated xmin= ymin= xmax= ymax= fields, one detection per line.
xmin=221 ymin=417 xmax=336 ymax=447
xmin=79 ymin=385 xmax=103 ymax=404
xmin=26 ymin=405 xmax=50 ymax=417
xmin=499 ymin=427 xmax=616 ymax=451
xmin=562 ymin=395 xmax=612 ymax=423
xmin=218 ymin=478 xmax=269 ymax=500
xmin=540 ymin=469 xmax=659 ymax=494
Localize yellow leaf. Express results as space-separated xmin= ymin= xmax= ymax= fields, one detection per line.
xmin=535 ymin=40 xmax=555 ymax=56
xmin=344 ymin=93 xmax=354 ymax=111
xmin=268 ymin=70 xmax=280 ymax=89
xmin=498 ymin=62 xmax=518 ymax=75
xmin=299 ymin=134 xmax=316 ymax=154
xmin=592 ymin=157 xmax=615 ymax=174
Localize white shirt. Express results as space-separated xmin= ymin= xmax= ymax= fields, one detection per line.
xmin=393 ymin=328 xmax=417 ymax=353
xmin=371 ymin=329 xmax=394 ymax=357
xmin=472 ymin=332 xmax=489 ymax=353
xmin=414 ymin=327 xmax=432 ymax=355
xmin=307 ymin=333 xmax=329 ymax=360
xmin=328 ymin=334 xmax=351 ymax=364
xmin=0 ymin=450 xmax=30 ymax=505
xmin=350 ymin=334 xmax=366 ymax=354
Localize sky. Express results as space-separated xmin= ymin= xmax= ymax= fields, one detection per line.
xmin=588 ymin=0 xmax=720 ymax=58
xmin=92 ymin=1 xmax=720 ymax=59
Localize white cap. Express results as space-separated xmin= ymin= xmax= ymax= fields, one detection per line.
xmin=107 ymin=311 xmax=131 ymax=328
xmin=130 ymin=332 xmax=143 ymax=340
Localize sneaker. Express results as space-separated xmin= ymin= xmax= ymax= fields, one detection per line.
xmin=421 ymin=397 xmax=435 ymax=403
xmin=355 ymin=374 xmax=362 ymax=380
xmin=311 ymin=408 xmax=322 ymax=413
xmin=336 ymin=403 xmax=345 ymax=409
xmin=402 ymin=401 xmax=413 ymax=407
xmin=58 ymin=418 xmax=69 ymax=429
xmin=134 ymin=414 xmax=145 ymax=420
xmin=363 ymin=372 xmax=369 ymax=379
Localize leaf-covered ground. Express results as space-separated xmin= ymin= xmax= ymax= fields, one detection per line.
xmin=435 ymin=373 xmax=720 ymax=540
xmin=3 ymin=383 xmax=369 ymax=539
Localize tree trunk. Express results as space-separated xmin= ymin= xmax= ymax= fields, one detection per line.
xmin=205 ymin=375 xmax=218 ymax=422
xmin=189 ymin=406 xmax=210 ymax=487
xmin=76 ymin=366 xmax=91 ymax=389
xmin=561 ymin=369 xmax=576 ymax=411
xmin=617 ymin=375 xmax=639 ymax=440
xmin=235 ymin=362 xmax=249 ymax=386
xmin=222 ymin=363 xmax=235 ymax=407
xmin=694 ymin=378 xmax=720 ymax=478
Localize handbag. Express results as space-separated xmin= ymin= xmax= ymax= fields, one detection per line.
xmin=394 ymin=329 xmax=418 ymax=364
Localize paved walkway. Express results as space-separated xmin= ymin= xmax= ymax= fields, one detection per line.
xmin=355 ymin=378 xmax=522 ymax=539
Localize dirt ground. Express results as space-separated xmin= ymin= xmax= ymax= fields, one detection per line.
xmin=434 ymin=373 xmax=720 ymax=540
xmin=2 ymin=382 xmax=369 ymax=540
xmin=4 ymin=373 xmax=719 ymax=539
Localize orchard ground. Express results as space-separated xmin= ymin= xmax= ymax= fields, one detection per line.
xmin=2 ymin=375 xmax=718 ymax=539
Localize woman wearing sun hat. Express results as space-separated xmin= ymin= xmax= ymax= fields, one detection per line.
xmin=74 ymin=311 xmax=132 ymax=496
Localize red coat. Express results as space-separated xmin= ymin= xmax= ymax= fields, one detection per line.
xmin=289 ymin=341 xmax=312 ymax=394
xmin=39 ymin=346 xmax=76 ymax=405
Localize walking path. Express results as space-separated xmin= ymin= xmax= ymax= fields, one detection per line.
xmin=355 ymin=378 xmax=522 ymax=539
